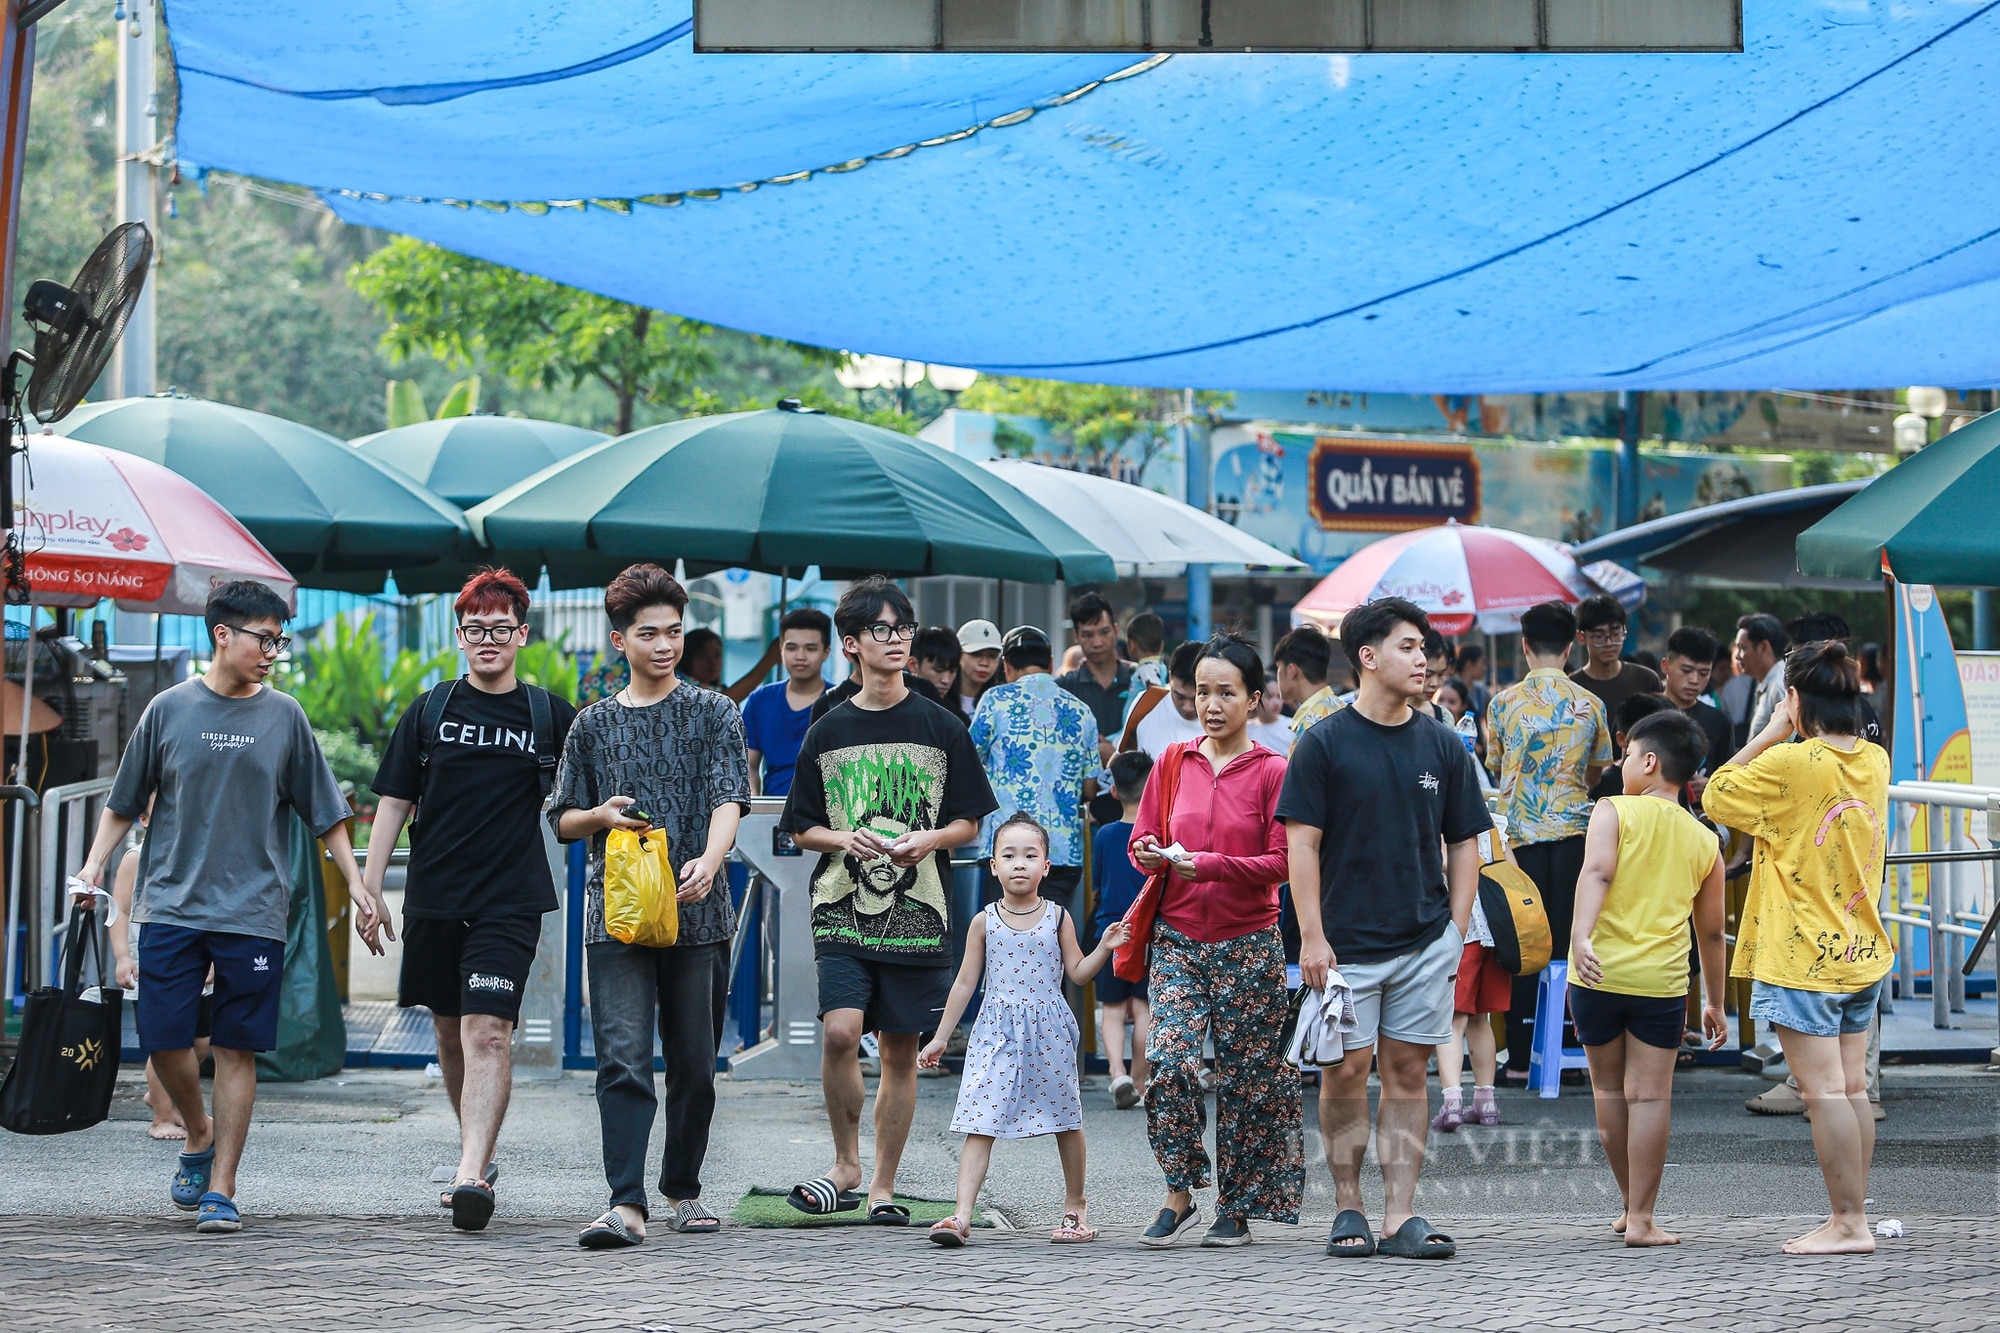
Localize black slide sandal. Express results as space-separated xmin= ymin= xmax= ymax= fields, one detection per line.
xmin=1326 ymin=1208 xmax=1376 ymax=1257
xmin=867 ymin=1200 xmax=912 ymax=1226
xmin=450 ymin=1181 xmax=496 ymax=1232
xmin=1377 ymin=1216 xmax=1456 ymax=1259
xmin=787 ymin=1178 xmax=864 ymax=1215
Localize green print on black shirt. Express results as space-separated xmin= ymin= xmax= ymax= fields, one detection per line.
xmin=811 ymin=742 xmax=952 ymax=954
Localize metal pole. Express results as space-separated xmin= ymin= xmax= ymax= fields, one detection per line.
xmin=3 ymin=602 xmax=33 ymax=1014
xmin=1616 ymin=390 xmax=1643 ymax=531
xmin=110 ymin=0 xmax=157 ymax=399
xmin=1183 ymin=390 xmax=1211 ymax=642
xmin=0 ymin=2 xmax=37 ymax=360
xmin=1929 ymin=803 xmax=1948 ymax=1029
xmin=1894 ymin=816 xmax=1915 ymax=1007
xmin=1947 ymin=817 xmax=1966 ymax=1014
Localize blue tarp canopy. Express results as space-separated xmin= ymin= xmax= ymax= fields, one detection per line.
xmin=167 ymin=1 xmax=2000 ymax=392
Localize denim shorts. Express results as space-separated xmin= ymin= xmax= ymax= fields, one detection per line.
xmin=1749 ymin=978 xmax=1884 ymax=1038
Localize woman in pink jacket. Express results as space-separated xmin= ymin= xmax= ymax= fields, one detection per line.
xmin=1129 ymin=636 xmax=1304 ymax=1249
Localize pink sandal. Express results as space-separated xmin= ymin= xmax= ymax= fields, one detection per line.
xmin=928 ymin=1216 xmax=970 ymax=1248
xmin=1051 ymin=1209 xmax=1099 ymax=1243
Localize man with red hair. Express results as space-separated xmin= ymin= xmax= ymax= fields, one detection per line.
xmin=366 ymin=567 xmax=577 ymax=1231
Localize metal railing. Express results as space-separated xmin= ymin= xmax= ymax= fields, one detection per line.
xmin=3 ymin=780 xmax=115 ymax=1023
xmin=1882 ymin=781 xmax=2000 ymax=1051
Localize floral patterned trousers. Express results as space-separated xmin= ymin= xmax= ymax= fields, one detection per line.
xmin=1144 ymin=922 xmax=1304 ymax=1223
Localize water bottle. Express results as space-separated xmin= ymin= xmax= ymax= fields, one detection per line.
xmin=1453 ymin=710 xmax=1478 ymax=755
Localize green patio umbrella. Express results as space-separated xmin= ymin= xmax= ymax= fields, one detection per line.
xmin=50 ymin=395 xmax=471 ymax=589
xmin=351 ymin=415 xmax=607 ymax=508
xmin=468 ymin=403 xmax=1117 ymax=585
xmin=1796 ymin=410 xmax=2000 ymax=585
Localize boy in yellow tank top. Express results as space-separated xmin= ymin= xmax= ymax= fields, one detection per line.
xmin=1570 ymin=710 xmax=1728 ymax=1248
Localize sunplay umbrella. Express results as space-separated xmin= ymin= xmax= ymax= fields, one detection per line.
xmin=48 ymin=395 xmax=471 ymax=589
xmin=1292 ymin=521 xmax=1635 ymax=636
xmin=1796 ymin=411 xmax=2000 ymax=585
xmin=11 ymin=432 xmax=296 ymax=613
xmin=982 ymin=459 xmax=1304 ymax=575
xmin=2 ymin=434 xmax=296 ymax=1016
xmin=351 ymin=415 xmax=607 ymax=509
xmin=469 ymin=403 xmax=1116 ymax=585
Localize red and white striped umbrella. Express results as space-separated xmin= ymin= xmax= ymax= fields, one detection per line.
xmin=1292 ymin=521 xmax=1624 ymax=637
xmin=12 ymin=432 xmax=295 ymax=613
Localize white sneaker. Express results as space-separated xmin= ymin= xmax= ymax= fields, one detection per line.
xmin=1111 ymin=1075 xmax=1140 ymax=1109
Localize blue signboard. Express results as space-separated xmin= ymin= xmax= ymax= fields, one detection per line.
xmin=1303 ymin=436 xmax=1481 ymax=532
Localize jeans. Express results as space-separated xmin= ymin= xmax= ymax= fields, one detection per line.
xmin=587 ymin=940 xmax=729 ymax=1215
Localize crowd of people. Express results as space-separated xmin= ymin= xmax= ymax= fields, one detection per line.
xmin=75 ymin=569 xmax=1894 ymax=1261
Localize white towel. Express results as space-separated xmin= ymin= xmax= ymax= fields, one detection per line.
xmin=1287 ymin=970 xmax=1358 ymax=1069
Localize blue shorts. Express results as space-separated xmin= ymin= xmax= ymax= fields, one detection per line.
xmin=136 ymin=923 xmax=286 ymax=1054
xmin=1095 ymin=970 xmax=1149 ymax=1005
xmin=1749 ymin=978 xmax=1884 ymax=1039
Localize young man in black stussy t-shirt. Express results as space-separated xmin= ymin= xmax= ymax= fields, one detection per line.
xmin=367 ymin=569 xmax=576 ymax=1232
xmin=1279 ymin=596 xmax=1490 ymax=1262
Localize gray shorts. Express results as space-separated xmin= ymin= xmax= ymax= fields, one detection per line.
xmin=1339 ymin=921 xmax=1464 ymax=1051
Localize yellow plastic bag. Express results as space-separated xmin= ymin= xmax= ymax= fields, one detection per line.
xmin=603 ymin=828 xmax=679 ymax=947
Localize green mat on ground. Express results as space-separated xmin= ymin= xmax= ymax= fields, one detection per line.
xmin=733 ymin=1187 xmax=991 ymax=1229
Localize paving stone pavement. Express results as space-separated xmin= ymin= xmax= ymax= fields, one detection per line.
xmin=3 ymin=1212 xmax=1994 ymax=1333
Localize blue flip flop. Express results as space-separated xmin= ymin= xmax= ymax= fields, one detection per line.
xmin=193 ymin=1192 xmax=241 ymax=1234
xmin=172 ymin=1148 xmax=216 ymax=1211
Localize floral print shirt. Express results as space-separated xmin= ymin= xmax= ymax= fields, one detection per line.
xmin=969 ymin=673 xmax=1100 ymax=864
xmin=1486 ymin=668 xmax=1612 ymax=845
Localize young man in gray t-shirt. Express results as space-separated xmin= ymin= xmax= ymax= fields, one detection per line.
xmin=76 ymin=582 xmax=385 ymax=1234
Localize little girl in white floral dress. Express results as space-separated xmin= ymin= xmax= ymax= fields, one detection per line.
xmin=919 ymin=812 xmax=1128 ymax=1246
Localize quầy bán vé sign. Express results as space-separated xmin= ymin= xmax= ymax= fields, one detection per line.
xmin=1305 ymin=436 xmax=1480 ymax=533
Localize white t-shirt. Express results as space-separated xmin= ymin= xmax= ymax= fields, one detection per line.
xmin=1134 ymin=700 xmax=1204 ymax=759
xmin=1248 ymin=718 xmax=1295 ymax=757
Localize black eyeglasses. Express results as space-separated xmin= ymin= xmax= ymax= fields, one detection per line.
xmin=864 ymin=622 xmax=918 ymax=644
xmin=457 ymin=624 xmax=524 ymax=644
xmin=222 ymin=624 xmax=291 ymax=656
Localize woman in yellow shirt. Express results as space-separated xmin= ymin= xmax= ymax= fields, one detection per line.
xmin=1571 ymin=710 xmax=1728 ymax=1249
xmin=1702 ymin=639 xmax=1891 ymax=1257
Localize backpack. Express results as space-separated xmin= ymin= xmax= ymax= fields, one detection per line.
xmin=1476 ymin=859 xmax=1553 ymax=976
xmin=415 ymin=679 xmax=560 ymax=801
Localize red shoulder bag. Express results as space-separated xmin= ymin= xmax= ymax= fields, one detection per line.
xmin=1111 ymin=741 xmax=1189 ymax=983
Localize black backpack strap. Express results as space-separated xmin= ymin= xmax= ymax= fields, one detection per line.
xmin=416 ymin=679 xmax=459 ymax=780
xmin=526 ymin=684 xmax=557 ymax=799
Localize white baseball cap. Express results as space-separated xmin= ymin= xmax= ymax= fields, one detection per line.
xmin=957 ymin=619 xmax=1003 ymax=653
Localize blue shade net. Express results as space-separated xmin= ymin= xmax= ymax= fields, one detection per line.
xmin=168 ymin=0 xmax=2000 ymax=392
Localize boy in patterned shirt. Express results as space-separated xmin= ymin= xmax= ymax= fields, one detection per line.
xmin=1485 ymin=600 xmax=1613 ymax=1081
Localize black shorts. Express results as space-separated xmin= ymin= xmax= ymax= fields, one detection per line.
xmin=1568 ymin=986 xmax=1686 ymax=1051
xmin=1095 ymin=971 xmax=1149 ymax=1005
xmin=816 ymin=953 xmax=951 ymax=1035
xmin=398 ymin=913 xmax=543 ymax=1023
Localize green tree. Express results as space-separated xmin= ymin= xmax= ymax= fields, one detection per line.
xmin=957 ymin=378 xmax=1228 ymax=478
xmin=351 ymin=238 xmax=842 ymax=435
xmin=18 ymin=12 xmax=114 ymax=296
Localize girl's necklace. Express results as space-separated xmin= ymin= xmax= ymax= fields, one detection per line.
xmin=999 ymin=898 xmax=1043 ymax=916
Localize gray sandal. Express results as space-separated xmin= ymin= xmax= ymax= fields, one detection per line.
xmin=578 ymin=1210 xmax=644 ymax=1250
xmin=667 ymin=1198 xmax=721 ymax=1234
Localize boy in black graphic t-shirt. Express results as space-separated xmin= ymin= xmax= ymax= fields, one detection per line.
xmin=781 ymin=577 xmax=996 ymax=1222
xmin=367 ymin=569 xmax=576 ymax=1232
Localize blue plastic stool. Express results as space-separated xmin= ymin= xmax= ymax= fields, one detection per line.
xmin=1527 ymin=960 xmax=1590 ymax=1099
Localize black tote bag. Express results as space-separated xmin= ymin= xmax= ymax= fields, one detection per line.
xmin=0 ymin=902 xmax=124 ymax=1135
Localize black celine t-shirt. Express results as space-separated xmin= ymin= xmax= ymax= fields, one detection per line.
xmin=782 ymin=691 xmax=996 ymax=963
xmin=374 ymin=681 xmax=577 ymax=920
xmin=1276 ymin=704 xmax=1492 ymax=964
